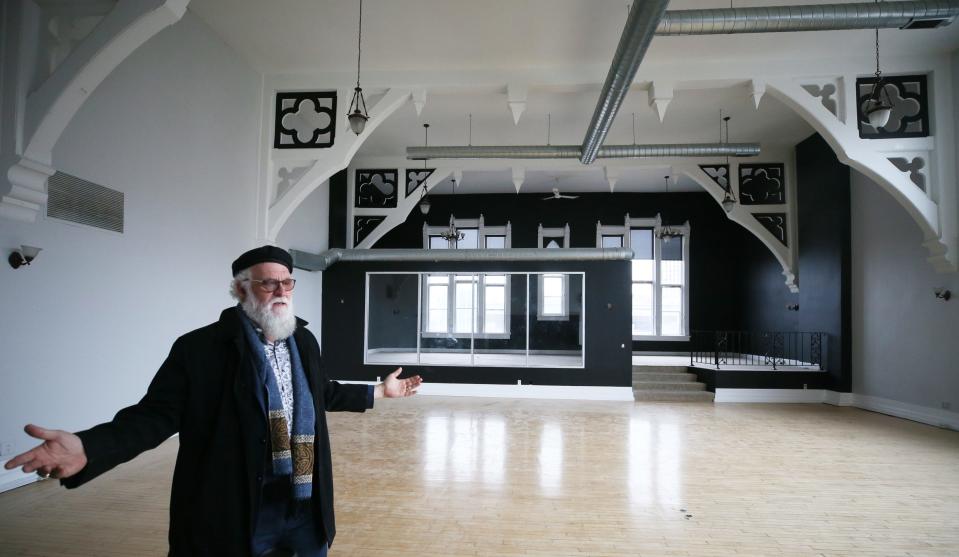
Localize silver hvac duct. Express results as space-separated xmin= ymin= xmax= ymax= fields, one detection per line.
xmin=580 ymin=0 xmax=671 ymax=165
xmin=291 ymin=248 xmax=635 ymax=272
xmin=406 ymin=143 xmax=759 ymax=160
xmin=656 ymin=0 xmax=959 ymax=35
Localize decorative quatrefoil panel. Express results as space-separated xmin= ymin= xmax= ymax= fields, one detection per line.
xmin=406 ymin=169 xmax=435 ymax=197
xmin=355 ymin=169 xmax=399 ymax=208
xmin=754 ymin=213 xmax=788 ymax=246
xmin=739 ymin=163 xmax=786 ymax=205
xmin=354 ymin=216 xmax=385 ymax=246
xmin=888 ymin=157 xmax=926 ymax=192
xmin=274 ymin=92 xmax=337 ymax=149
xmin=700 ymin=164 xmax=731 ymax=192
xmin=801 ymin=82 xmax=839 ymax=118
xmin=856 ymin=75 xmax=929 ymax=139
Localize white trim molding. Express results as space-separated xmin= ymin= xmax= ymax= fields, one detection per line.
xmin=340 ymin=381 xmax=634 ymax=401
xmin=716 ymin=389 xmax=959 ymax=431
xmin=714 ymin=388 xmax=828 ymax=403
xmin=0 ymin=460 xmax=41 ymax=494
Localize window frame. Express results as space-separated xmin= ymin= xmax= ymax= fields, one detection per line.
xmin=538 ymin=223 xmax=570 ymax=249
xmin=536 ymin=272 xmax=570 ymax=321
xmin=423 ymin=214 xmax=512 ymax=249
xmin=597 ymin=214 xmax=690 ymax=341
xmin=420 ymin=272 xmax=513 ymax=339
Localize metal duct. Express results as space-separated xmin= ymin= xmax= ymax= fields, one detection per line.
xmin=291 ymin=248 xmax=635 ymax=272
xmin=656 ymin=0 xmax=959 ymax=35
xmin=406 ymin=143 xmax=759 ymax=160
xmin=580 ymin=0 xmax=671 ymax=165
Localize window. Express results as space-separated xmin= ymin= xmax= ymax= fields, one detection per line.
xmin=538 ymin=224 xmax=570 ymax=249
xmin=630 ymin=228 xmax=655 ymax=336
xmin=537 ymin=273 xmax=569 ymax=320
xmin=422 ymin=273 xmax=511 ymax=337
xmin=599 ymin=214 xmax=690 ymax=339
xmin=424 ymin=214 xmax=511 ymax=249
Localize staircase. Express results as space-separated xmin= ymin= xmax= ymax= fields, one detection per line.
xmin=632 ymin=365 xmax=714 ymax=402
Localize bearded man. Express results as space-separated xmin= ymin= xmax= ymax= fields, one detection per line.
xmin=5 ymin=245 xmax=422 ymax=556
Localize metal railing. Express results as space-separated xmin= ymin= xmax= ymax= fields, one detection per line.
xmin=690 ymin=330 xmax=826 ymax=370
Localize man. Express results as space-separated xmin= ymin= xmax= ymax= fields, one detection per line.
xmin=4 ymin=245 xmax=422 ymax=556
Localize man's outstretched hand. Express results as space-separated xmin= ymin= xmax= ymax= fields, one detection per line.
xmin=374 ymin=368 xmax=423 ymax=399
xmin=3 ymin=424 xmax=87 ymax=480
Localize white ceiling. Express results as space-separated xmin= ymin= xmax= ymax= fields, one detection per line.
xmin=189 ymin=0 xmax=959 ymax=193
xmin=189 ymin=0 xmax=959 ymax=72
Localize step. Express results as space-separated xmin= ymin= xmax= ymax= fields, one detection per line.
xmin=633 ymin=390 xmax=715 ymax=402
xmin=631 ymin=365 xmax=691 ymax=374
xmin=633 ymin=381 xmax=706 ymax=391
xmin=632 ymin=371 xmax=698 ymax=382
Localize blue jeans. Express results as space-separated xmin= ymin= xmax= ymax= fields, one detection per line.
xmin=252 ymin=478 xmax=328 ymax=557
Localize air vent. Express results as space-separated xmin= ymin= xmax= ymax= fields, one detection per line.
xmin=901 ymin=16 xmax=954 ymax=29
xmin=47 ymin=171 xmax=124 ymax=233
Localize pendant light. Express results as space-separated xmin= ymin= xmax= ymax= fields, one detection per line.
xmin=657 ymin=176 xmax=683 ymax=243
xmin=347 ymin=0 xmax=369 ymax=135
xmin=864 ymin=25 xmax=893 ymax=129
xmin=720 ymin=114 xmax=737 ymax=213
xmin=418 ymin=123 xmax=431 ymax=215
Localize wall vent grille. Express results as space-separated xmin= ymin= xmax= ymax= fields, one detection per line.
xmin=47 ymin=172 xmax=124 ymax=233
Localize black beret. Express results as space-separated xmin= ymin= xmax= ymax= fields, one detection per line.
xmin=231 ymin=245 xmax=293 ymax=276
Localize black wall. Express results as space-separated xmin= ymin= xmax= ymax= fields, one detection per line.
xmin=374 ymin=191 xmax=753 ymax=352
xmin=322 ymin=260 xmax=632 ymax=387
xmin=796 ymin=134 xmax=851 ymax=391
xmin=733 ymin=133 xmax=851 ymax=391
xmin=328 ymin=169 xmax=347 ymax=249
xmin=325 ymin=145 xmax=852 ymax=390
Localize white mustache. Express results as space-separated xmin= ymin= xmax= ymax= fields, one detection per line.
xmin=268 ymin=297 xmax=291 ymax=307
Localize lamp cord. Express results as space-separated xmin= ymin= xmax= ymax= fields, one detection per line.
xmin=356 ymin=0 xmax=363 ymax=88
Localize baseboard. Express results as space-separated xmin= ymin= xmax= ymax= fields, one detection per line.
xmin=714 ymin=389 xmax=958 ymax=430
xmin=841 ymin=393 xmax=959 ymax=431
xmin=340 ymin=380 xmax=634 ymax=401
xmin=0 ymin=459 xmax=40 ymax=494
xmin=823 ymin=390 xmax=856 ymax=406
xmin=714 ymin=388 xmax=828 ymax=403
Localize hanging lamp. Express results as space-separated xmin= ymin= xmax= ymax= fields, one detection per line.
xmin=347 ymin=0 xmax=369 ymax=135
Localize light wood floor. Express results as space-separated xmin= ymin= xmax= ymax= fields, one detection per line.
xmin=1 ymin=397 xmax=957 ymax=556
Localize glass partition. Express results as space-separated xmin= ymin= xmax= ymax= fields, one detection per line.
xmin=365 ymin=272 xmax=583 ymax=368
xmin=366 ymin=274 xmax=420 ymax=365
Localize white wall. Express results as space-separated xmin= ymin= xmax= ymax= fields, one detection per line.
xmin=0 ymin=12 xmax=260 ymax=469
xmin=850 ymin=170 xmax=959 ymax=415
xmin=275 ymin=179 xmax=330 ymax=340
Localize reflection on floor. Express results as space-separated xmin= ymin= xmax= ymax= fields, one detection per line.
xmin=2 ymin=397 xmax=957 ymax=555
xmin=367 ymin=351 xmax=583 ymax=368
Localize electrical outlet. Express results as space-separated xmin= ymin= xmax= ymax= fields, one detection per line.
xmin=942 ymin=401 xmax=951 ymax=410
xmin=0 ymin=442 xmax=13 ymax=457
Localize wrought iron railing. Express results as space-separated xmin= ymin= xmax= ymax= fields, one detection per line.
xmin=689 ymin=330 xmax=825 ymax=370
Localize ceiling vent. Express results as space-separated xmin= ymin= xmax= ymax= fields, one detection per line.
xmin=46 ymin=171 xmax=124 ymax=233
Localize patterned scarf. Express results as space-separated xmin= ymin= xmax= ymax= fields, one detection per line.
xmin=240 ymin=312 xmax=315 ymax=500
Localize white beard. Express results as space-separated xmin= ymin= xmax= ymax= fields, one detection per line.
xmin=241 ymin=294 xmax=297 ymax=340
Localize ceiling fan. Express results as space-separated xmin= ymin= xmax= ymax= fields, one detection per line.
xmin=543 ymin=188 xmax=579 ymax=200
xmin=542 ymin=177 xmax=578 ymax=200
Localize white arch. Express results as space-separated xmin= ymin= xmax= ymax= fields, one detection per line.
xmin=3 ymin=0 xmax=189 ymax=223
xmin=354 ymin=168 xmax=455 ymax=249
xmin=267 ymin=88 xmax=411 ymax=240
xmin=764 ymin=78 xmax=954 ymax=272
xmin=677 ymin=162 xmax=798 ymax=292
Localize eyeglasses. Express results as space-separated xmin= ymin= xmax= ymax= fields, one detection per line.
xmin=245 ymin=278 xmax=296 ymax=293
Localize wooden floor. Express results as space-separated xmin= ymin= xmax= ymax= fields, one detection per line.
xmin=1 ymin=397 xmax=958 ymax=556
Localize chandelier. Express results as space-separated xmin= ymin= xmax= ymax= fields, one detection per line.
xmin=439 ymin=215 xmax=465 ymax=246
xmin=438 ymin=178 xmax=465 ymax=246
xmin=657 ymin=178 xmax=684 ymax=243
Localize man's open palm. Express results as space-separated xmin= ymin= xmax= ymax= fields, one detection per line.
xmin=3 ymin=424 xmax=87 ymax=479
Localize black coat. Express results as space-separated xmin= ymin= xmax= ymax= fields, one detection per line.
xmin=62 ymin=307 xmax=371 ymax=556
